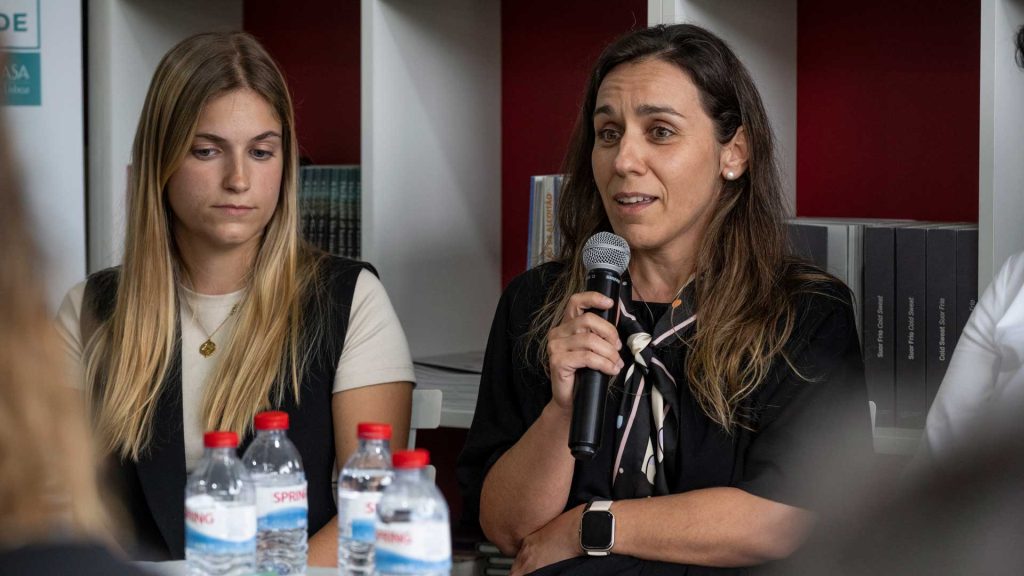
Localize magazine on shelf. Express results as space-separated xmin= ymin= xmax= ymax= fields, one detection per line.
xmin=527 ymin=174 xmax=563 ymax=269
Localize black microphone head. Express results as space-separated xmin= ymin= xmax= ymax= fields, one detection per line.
xmin=582 ymin=232 xmax=630 ymax=275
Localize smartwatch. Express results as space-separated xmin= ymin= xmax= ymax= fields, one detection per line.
xmin=579 ymin=499 xmax=615 ymax=556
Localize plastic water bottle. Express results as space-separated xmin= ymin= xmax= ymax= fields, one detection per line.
xmin=241 ymin=411 xmax=308 ymax=575
xmin=375 ymin=449 xmax=452 ymax=576
xmin=338 ymin=422 xmax=394 ymax=575
xmin=185 ymin=431 xmax=257 ymax=576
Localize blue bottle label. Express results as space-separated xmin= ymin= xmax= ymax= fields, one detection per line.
xmin=185 ymin=497 xmax=257 ymax=555
xmin=374 ymin=520 xmax=452 ymax=573
xmin=339 ymin=491 xmax=382 ymax=542
xmin=255 ymin=481 xmax=308 ymax=531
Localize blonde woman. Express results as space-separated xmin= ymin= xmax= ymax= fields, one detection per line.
xmin=0 ymin=72 xmax=147 ymax=575
xmin=458 ymin=25 xmax=872 ymax=575
xmin=56 ymin=32 xmax=414 ymax=565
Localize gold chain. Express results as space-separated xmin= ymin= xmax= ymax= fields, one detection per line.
xmin=181 ymin=295 xmax=241 ymax=358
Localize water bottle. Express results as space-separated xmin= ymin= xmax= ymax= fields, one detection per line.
xmin=241 ymin=410 xmax=308 ymax=575
xmin=338 ymin=422 xmax=394 ymax=575
xmin=185 ymin=431 xmax=257 ymax=576
xmin=375 ymin=449 xmax=452 ymax=576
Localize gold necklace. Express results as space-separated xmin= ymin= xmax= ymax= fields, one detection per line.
xmin=182 ymin=296 xmax=240 ymax=358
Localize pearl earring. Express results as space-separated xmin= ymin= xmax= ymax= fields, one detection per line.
xmin=725 ymin=171 xmax=736 ymax=180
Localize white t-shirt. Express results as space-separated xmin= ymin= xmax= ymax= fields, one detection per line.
xmin=56 ymin=268 xmax=415 ymax=469
xmin=925 ymin=251 xmax=1024 ymax=459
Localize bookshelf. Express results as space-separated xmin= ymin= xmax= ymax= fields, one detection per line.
xmin=84 ymin=1 xmax=1024 ymax=457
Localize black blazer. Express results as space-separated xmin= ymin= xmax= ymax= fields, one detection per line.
xmin=83 ymin=256 xmax=373 ymax=560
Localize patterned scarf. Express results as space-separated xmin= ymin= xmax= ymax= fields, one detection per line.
xmin=610 ymin=276 xmax=698 ymax=499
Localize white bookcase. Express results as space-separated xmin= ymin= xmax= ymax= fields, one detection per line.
xmin=361 ymin=0 xmax=501 ymax=358
xmin=980 ymin=0 xmax=1024 ymax=291
xmin=649 ymin=0 xmax=1024 ymax=455
xmin=84 ymin=1 xmax=1024 ymax=450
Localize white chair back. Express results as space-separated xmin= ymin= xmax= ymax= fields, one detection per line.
xmin=410 ymin=388 xmax=443 ymax=481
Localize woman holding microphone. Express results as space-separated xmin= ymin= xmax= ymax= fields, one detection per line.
xmin=459 ymin=24 xmax=872 ymax=575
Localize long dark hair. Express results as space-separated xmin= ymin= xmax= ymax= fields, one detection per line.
xmin=528 ymin=24 xmax=833 ymax=430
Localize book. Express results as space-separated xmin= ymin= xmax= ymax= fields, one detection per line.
xmin=787 ymin=222 xmax=828 ymax=271
xmin=527 ymin=175 xmax=562 ymax=269
xmin=328 ymin=167 xmax=340 ymax=254
xmin=863 ymin=224 xmax=899 ymax=428
xmin=475 ymin=542 xmax=501 ymax=556
xmin=925 ymin=226 xmax=957 ymax=411
xmin=791 ymin=217 xmax=878 ymax=337
xmin=894 ymin=225 xmax=930 ymax=428
xmin=297 ymin=165 xmax=361 ymax=256
xmin=954 ymin=225 xmax=979 ymax=345
xmin=526 ymin=177 xmax=541 ymax=268
xmin=846 ymin=222 xmax=865 ymax=338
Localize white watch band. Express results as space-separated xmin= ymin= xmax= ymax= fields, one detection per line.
xmin=587 ymin=499 xmax=613 ymax=512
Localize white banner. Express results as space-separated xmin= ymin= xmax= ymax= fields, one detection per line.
xmin=2 ymin=0 xmax=86 ymax=310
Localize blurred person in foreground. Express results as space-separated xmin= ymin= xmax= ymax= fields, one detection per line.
xmin=0 ymin=64 xmax=149 ymax=575
xmin=458 ymin=23 xmax=873 ymax=576
xmin=923 ymin=26 xmax=1024 ymax=460
xmin=789 ymin=24 xmax=1024 ymax=576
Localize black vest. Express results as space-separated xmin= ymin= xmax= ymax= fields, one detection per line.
xmin=82 ymin=256 xmax=373 ymax=560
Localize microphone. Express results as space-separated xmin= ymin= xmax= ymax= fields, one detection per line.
xmin=569 ymin=232 xmax=631 ymax=460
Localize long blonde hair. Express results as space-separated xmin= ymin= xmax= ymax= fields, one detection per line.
xmin=86 ymin=32 xmax=319 ymax=460
xmin=0 ymin=82 xmax=109 ymax=541
xmin=529 ymin=25 xmax=839 ymax=431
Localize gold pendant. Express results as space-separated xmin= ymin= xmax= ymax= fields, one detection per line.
xmin=199 ymin=339 xmax=217 ymax=357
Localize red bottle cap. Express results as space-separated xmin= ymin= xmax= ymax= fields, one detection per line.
xmin=357 ymin=422 xmax=393 ymax=440
xmin=254 ymin=411 xmax=289 ymax=431
xmin=204 ymin=431 xmax=239 ymax=448
xmin=393 ymin=449 xmax=430 ymax=469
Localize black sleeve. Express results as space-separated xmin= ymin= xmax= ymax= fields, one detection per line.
xmin=735 ymin=287 xmax=875 ymax=512
xmin=456 ymin=265 xmax=558 ymax=534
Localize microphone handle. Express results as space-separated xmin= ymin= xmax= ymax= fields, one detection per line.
xmin=569 ymin=268 xmax=621 ymax=460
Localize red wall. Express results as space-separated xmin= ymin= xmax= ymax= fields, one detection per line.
xmin=796 ymin=1 xmax=980 ymax=221
xmin=243 ymin=0 xmax=982 ymax=282
xmin=501 ymin=0 xmax=648 ymax=286
xmin=244 ymin=0 xmax=361 ymax=165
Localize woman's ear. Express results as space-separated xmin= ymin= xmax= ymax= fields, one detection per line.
xmin=719 ymin=125 xmax=749 ymax=181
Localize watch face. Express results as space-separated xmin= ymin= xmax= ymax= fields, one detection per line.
xmin=580 ymin=510 xmax=614 ymax=550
